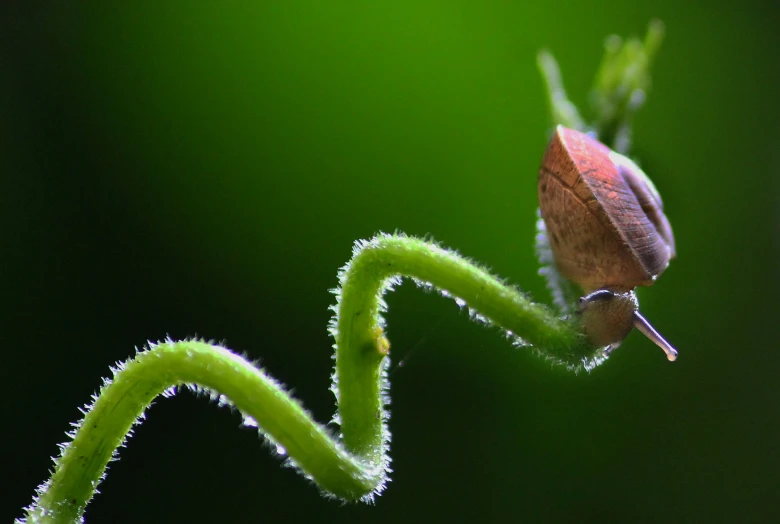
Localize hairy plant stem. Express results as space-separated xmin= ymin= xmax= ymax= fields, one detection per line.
xmin=21 ymin=234 xmax=597 ymax=524
xmin=21 ymin=21 xmax=664 ymax=523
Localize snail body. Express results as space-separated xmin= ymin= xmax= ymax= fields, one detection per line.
xmin=538 ymin=126 xmax=678 ymax=361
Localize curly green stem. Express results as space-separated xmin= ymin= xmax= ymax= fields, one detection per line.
xmin=22 ymin=22 xmax=665 ymax=522
xmin=21 ymin=233 xmax=597 ymax=524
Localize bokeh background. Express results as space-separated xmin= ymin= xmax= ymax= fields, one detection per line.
xmin=3 ymin=1 xmax=778 ymax=522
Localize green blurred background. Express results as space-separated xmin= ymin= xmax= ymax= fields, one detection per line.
xmin=3 ymin=1 xmax=778 ymax=522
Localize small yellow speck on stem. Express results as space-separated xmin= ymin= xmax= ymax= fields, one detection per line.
xmin=372 ymin=326 xmax=391 ymax=356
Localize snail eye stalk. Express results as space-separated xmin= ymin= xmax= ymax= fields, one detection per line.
xmin=632 ymin=311 xmax=678 ymax=361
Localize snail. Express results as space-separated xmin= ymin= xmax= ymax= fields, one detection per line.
xmin=538 ymin=125 xmax=678 ymax=361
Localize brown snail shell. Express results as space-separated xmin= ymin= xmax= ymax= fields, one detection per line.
xmin=538 ymin=126 xmax=678 ymax=361
xmin=539 ymin=126 xmax=675 ymax=292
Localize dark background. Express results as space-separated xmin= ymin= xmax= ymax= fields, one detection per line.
xmin=4 ymin=1 xmax=779 ymax=522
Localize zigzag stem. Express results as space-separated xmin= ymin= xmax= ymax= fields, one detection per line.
xmin=21 ymin=233 xmax=599 ymax=524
